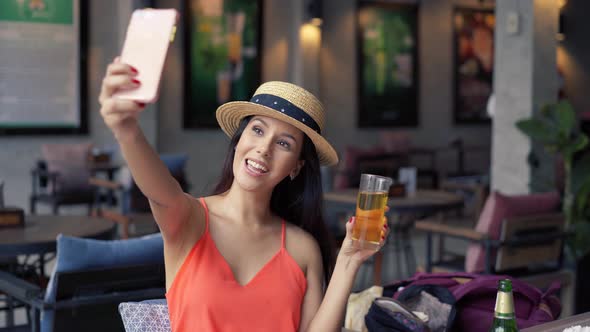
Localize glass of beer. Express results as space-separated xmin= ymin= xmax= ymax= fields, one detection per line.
xmin=352 ymin=174 xmax=393 ymax=250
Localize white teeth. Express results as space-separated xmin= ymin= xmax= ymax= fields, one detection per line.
xmin=247 ymin=159 xmax=268 ymax=172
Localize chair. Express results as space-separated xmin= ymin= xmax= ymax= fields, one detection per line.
xmin=30 ymin=143 xmax=96 ymax=215
xmin=415 ymin=191 xmax=575 ymax=317
xmin=0 ymin=233 xmax=165 ymax=332
xmin=90 ymin=154 xmax=190 ymax=239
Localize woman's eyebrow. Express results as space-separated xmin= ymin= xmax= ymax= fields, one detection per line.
xmin=280 ymin=133 xmax=297 ymax=142
xmin=252 ymin=118 xmax=268 ymax=127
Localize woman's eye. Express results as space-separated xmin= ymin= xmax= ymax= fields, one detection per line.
xmin=278 ymin=140 xmax=291 ymax=149
xmin=252 ymin=126 xmax=263 ymax=135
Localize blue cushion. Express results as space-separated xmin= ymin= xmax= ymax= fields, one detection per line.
xmin=42 ymin=233 xmax=164 ymax=331
xmin=119 ymin=299 xmax=170 ymax=332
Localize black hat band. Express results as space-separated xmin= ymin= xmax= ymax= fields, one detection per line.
xmin=250 ymin=94 xmax=321 ymax=134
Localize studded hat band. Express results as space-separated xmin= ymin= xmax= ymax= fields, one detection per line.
xmin=250 ymin=94 xmax=321 ymax=134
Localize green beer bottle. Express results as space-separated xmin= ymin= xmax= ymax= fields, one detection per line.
xmin=489 ymin=279 xmax=519 ymax=332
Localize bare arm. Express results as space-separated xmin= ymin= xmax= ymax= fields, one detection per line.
xmin=98 ymin=58 xmax=193 ymax=239
xmin=302 ymin=217 xmax=388 ymax=332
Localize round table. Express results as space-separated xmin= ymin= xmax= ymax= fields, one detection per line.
xmin=324 ymin=189 xmax=463 ymax=214
xmin=0 ymin=215 xmax=115 ymax=257
xmin=324 ymin=189 xmax=463 ymax=285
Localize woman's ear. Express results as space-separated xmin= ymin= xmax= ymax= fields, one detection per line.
xmin=290 ymin=160 xmax=305 ymax=180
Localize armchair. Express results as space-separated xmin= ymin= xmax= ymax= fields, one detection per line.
xmin=415 ymin=191 xmax=575 ymax=317
xmin=0 ymin=233 xmax=165 ymax=332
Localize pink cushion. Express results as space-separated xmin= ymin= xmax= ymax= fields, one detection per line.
xmin=42 ymin=143 xmax=93 ymax=193
xmin=464 ymin=191 xmax=561 ymax=273
xmin=333 ymin=145 xmax=385 ymax=190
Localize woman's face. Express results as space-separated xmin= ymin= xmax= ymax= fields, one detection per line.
xmin=233 ymin=116 xmax=305 ymax=192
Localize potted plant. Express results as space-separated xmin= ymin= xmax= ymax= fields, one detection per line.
xmin=516 ymin=100 xmax=590 ymax=313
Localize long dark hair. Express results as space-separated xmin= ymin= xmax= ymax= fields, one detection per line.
xmin=212 ymin=116 xmax=335 ymax=285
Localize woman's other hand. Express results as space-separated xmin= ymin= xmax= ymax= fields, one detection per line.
xmin=98 ymin=57 xmax=144 ymax=141
xmin=338 ymin=213 xmax=389 ymax=270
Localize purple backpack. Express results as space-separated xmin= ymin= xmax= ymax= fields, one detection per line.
xmin=384 ymin=272 xmax=561 ymax=332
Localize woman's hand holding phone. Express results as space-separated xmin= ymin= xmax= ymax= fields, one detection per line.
xmin=98 ymin=57 xmax=146 ymax=143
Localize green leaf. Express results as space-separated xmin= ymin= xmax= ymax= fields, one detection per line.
xmin=556 ymin=100 xmax=577 ymax=134
xmin=516 ymin=119 xmax=558 ymax=144
xmin=562 ymin=135 xmax=589 ymax=157
xmin=572 ymin=152 xmax=590 ymax=193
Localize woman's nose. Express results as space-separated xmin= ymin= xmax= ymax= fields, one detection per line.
xmin=256 ymin=140 xmax=272 ymax=157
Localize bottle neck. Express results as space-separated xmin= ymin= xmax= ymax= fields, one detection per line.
xmin=494 ymin=290 xmax=515 ymax=319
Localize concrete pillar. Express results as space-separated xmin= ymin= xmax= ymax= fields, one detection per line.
xmin=491 ymin=0 xmax=559 ymax=194
xmin=289 ymin=0 xmax=322 ymax=96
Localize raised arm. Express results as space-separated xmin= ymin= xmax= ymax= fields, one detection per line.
xmin=301 ymin=217 xmax=388 ymax=332
xmin=98 ymin=58 xmax=194 ymax=240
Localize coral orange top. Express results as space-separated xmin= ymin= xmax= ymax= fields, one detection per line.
xmin=166 ymin=198 xmax=307 ymax=332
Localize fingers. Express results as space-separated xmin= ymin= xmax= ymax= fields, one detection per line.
xmin=101 ymin=98 xmax=144 ymax=112
xmin=100 ymin=75 xmax=141 ymax=103
xmin=344 ymin=216 xmax=356 ymax=238
xmin=376 ymin=223 xmax=389 ymax=251
xmin=106 ymin=61 xmax=137 ymax=76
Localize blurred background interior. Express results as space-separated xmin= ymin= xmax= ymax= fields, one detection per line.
xmin=2 ymin=0 xmax=590 ymax=330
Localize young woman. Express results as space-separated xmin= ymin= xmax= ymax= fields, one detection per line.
xmin=99 ymin=58 xmax=388 ymax=332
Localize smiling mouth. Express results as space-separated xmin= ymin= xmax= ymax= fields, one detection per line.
xmin=245 ymin=159 xmax=269 ymax=174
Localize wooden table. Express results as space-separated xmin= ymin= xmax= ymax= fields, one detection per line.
xmin=324 ymin=189 xmax=463 ymax=214
xmin=0 ymin=215 xmax=115 ymax=259
xmin=324 ymin=189 xmax=463 ymax=284
xmin=0 ymin=214 xmax=115 ymax=327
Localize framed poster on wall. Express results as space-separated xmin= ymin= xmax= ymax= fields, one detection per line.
xmin=183 ymin=0 xmax=262 ymax=128
xmin=357 ymin=1 xmax=419 ymax=128
xmin=453 ymin=7 xmax=495 ymax=124
xmin=0 ymin=0 xmax=88 ymax=135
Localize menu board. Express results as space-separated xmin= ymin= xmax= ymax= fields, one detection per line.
xmin=0 ymin=0 xmax=86 ymax=135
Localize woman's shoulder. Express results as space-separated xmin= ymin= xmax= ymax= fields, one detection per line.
xmin=285 ymin=223 xmax=322 ymax=272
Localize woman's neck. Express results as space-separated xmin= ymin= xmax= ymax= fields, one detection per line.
xmin=220 ymin=181 xmax=274 ymax=226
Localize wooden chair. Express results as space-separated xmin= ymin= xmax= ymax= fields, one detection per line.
xmin=30 ymin=143 xmax=97 ymax=215
xmin=90 ymin=154 xmax=190 ymax=239
xmin=415 ymin=213 xmax=575 ymax=317
xmin=0 ymin=263 xmax=165 ymax=332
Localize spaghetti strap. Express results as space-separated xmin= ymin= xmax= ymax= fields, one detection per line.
xmin=198 ymin=197 xmax=210 ymax=233
xmin=281 ymin=220 xmax=286 ymax=249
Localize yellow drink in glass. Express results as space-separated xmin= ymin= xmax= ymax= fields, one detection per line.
xmin=352 ymin=174 xmax=392 ymax=250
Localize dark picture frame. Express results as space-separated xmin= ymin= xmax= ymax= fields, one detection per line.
xmin=0 ymin=0 xmax=88 ymax=135
xmin=357 ymin=1 xmax=419 ymax=128
xmin=453 ymin=7 xmax=495 ymax=125
xmin=183 ymin=0 xmax=262 ymax=128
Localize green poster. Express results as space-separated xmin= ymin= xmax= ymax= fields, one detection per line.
xmin=358 ymin=3 xmax=418 ymax=127
xmin=185 ymin=0 xmax=261 ymax=128
xmin=0 ymin=0 xmax=73 ymax=25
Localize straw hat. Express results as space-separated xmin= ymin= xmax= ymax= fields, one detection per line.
xmin=216 ymin=81 xmax=339 ymax=166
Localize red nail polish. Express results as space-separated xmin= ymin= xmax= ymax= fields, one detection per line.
xmin=132 ymin=78 xmax=141 ymax=85
xmin=130 ymin=66 xmax=138 ymax=74
xmin=136 ymin=102 xmax=145 ymax=107
xmin=384 ymin=224 xmax=388 ymax=229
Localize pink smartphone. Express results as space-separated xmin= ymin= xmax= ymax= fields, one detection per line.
xmin=113 ymin=8 xmax=178 ymax=103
